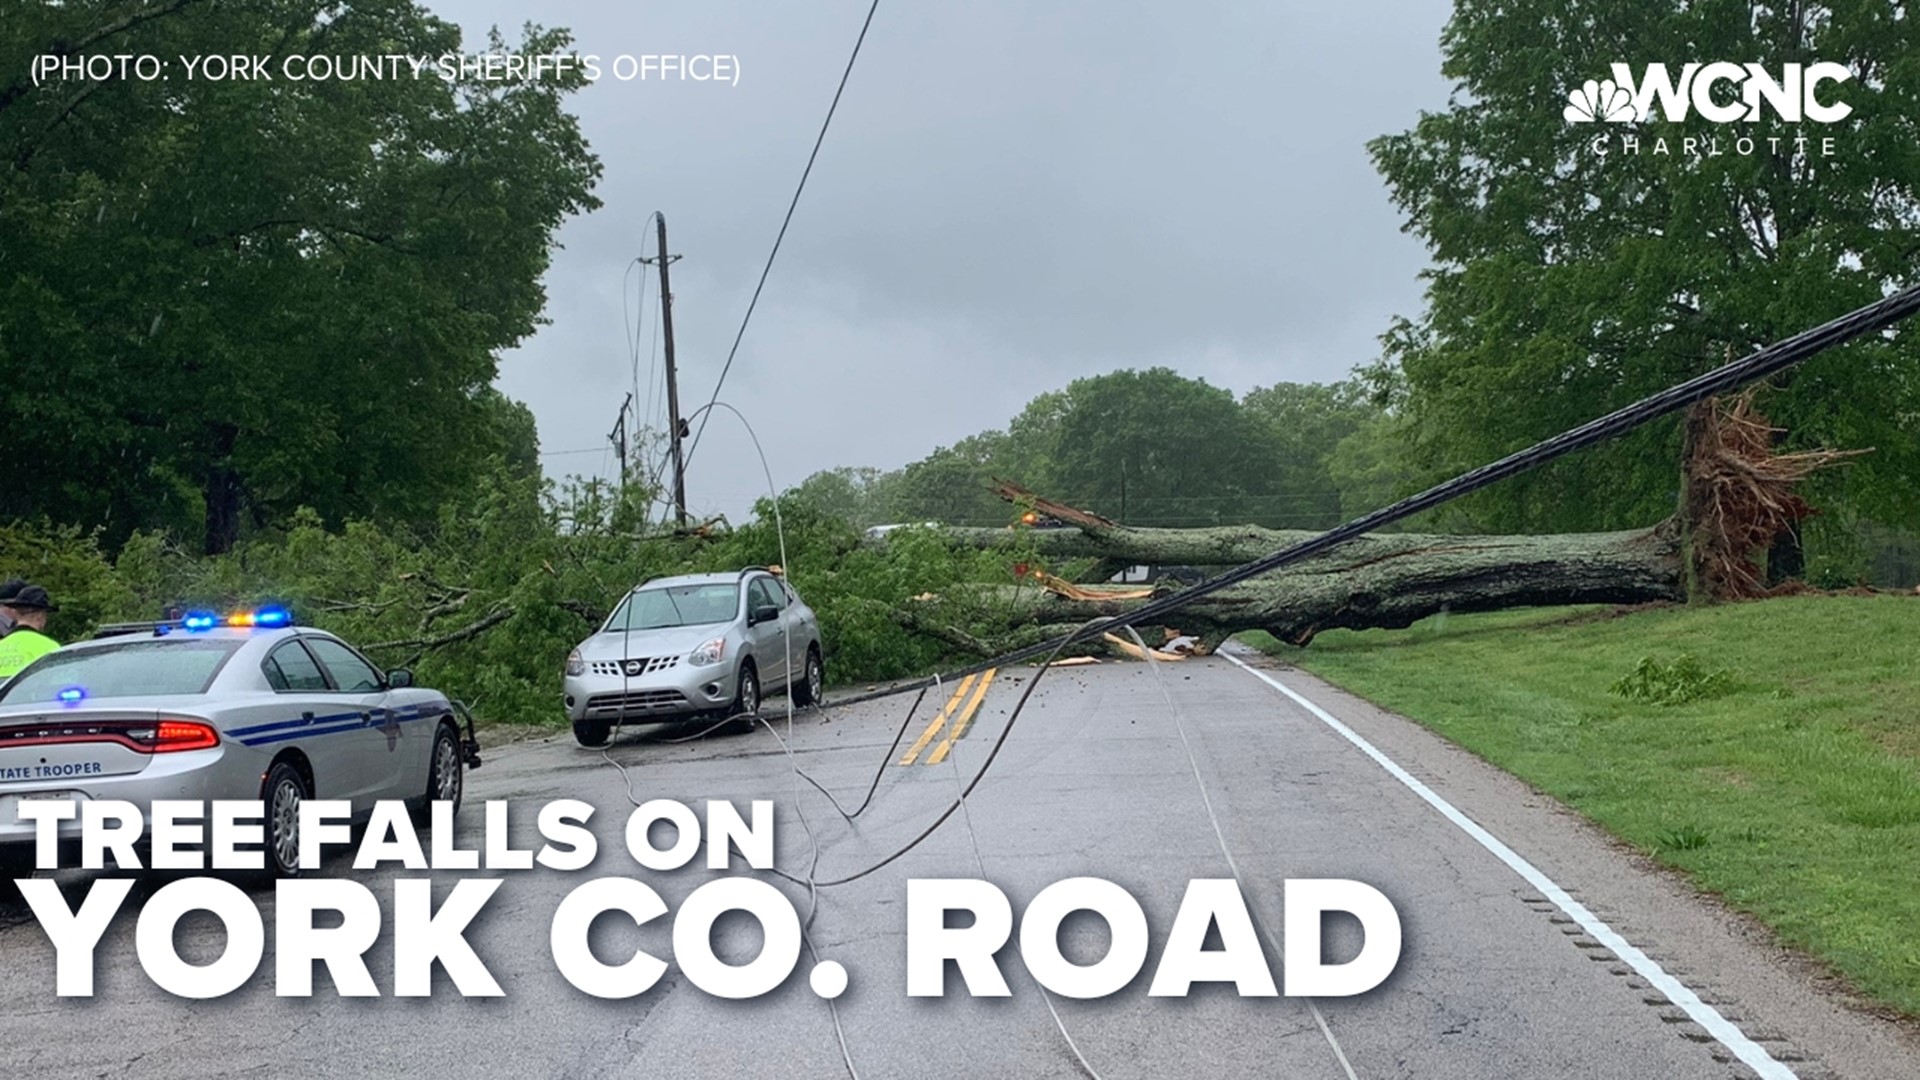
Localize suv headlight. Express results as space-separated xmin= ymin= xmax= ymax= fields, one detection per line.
xmin=565 ymin=649 xmax=584 ymax=676
xmin=688 ymin=637 xmax=726 ymax=666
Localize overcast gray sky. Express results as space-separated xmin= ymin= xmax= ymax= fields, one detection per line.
xmin=438 ymin=1 xmax=1457 ymax=519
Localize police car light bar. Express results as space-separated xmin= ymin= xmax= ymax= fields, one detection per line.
xmin=91 ymin=607 xmax=296 ymax=639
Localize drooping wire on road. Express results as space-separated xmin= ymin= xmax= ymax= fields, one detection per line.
xmin=1117 ymin=624 xmax=1360 ymax=1080
xmin=597 ymin=398 xmax=863 ymax=1079
xmin=942 ymin=696 xmax=1109 ymax=1080
xmin=809 ymin=622 xmax=1094 ymax=888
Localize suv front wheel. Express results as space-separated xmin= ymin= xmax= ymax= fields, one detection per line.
xmin=573 ymin=717 xmax=612 ymax=748
xmin=728 ymin=661 xmax=761 ymax=732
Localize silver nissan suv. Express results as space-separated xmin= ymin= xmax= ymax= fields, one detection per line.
xmin=561 ymin=568 xmax=824 ymax=747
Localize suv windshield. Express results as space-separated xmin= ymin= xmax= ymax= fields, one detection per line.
xmin=608 ymin=583 xmax=740 ymax=631
xmin=0 ymin=640 xmax=241 ymax=704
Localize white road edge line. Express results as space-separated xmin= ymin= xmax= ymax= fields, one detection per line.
xmin=1221 ymin=651 xmax=1798 ymax=1080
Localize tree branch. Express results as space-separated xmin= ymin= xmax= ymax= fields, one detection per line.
xmin=0 ymin=0 xmax=201 ymax=117
xmin=362 ymin=606 xmax=513 ymax=652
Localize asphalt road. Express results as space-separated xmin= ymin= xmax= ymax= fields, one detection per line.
xmin=2 ymin=648 xmax=1916 ymax=1079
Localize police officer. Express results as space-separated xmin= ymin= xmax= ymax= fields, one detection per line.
xmin=0 ymin=584 xmax=60 ymax=678
xmin=0 ymin=578 xmax=25 ymax=637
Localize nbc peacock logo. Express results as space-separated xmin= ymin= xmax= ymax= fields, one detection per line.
xmin=1563 ymin=78 xmax=1637 ymax=123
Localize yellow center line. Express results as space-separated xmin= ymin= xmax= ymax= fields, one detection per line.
xmin=925 ymin=667 xmax=997 ymax=766
xmin=899 ymin=674 xmax=976 ymax=766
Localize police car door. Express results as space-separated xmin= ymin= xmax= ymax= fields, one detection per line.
xmin=302 ymin=636 xmax=406 ymax=805
xmin=258 ymin=639 xmax=360 ymax=800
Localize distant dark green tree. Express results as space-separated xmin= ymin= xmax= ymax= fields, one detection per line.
xmin=1241 ymin=378 xmax=1384 ymax=528
xmin=887 ymin=431 xmax=1015 ymax=526
xmin=1371 ymin=0 xmax=1920 ymax=544
xmin=1046 ymin=368 xmax=1286 ymax=527
xmin=889 ymin=369 xmax=1368 ymax=529
xmin=0 ymin=0 xmax=601 ymax=552
xmin=786 ymin=466 xmax=899 ymax=528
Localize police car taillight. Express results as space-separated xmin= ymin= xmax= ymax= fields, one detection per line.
xmin=123 ymin=720 xmax=220 ymax=753
xmin=154 ymin=720 xmax=219 ymax=752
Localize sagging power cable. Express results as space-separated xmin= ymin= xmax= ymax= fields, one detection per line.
xmin=681 ymin=0 xmax=883 ymax=474
xmin=826 ymin=281 xmax=1920 ymax=711
xmin=943 ymin=716 xmax=1108 ymax=1080
xmin=1117 ymin=625 xmax=1359 ymax=1080
xmin=603 ymin=400 xmax=1100 ymax=1079
xmin=598 ymin=399 xmax=864 ymax=1078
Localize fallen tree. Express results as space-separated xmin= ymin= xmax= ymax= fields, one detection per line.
xmin=880 ymin=392 xmax=1858 ymax=654
xmin=898 ymin=518 xmax=1682 ymax=652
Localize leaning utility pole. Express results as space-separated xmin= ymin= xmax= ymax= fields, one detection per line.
xmin=652 ymin=213 xmax=689 ymax=527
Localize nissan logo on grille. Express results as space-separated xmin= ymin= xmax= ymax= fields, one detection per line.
xmin=624 ymin=660 xmax=644 ymax=677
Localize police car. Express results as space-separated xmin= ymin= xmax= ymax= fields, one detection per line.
xmin=0 ymin=609 xmax=478 ymax=879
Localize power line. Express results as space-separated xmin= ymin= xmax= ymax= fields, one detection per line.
xmin=682 ymin=0 xmax=883 ymax=474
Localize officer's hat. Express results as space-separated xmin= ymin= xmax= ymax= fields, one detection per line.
xmin=5 ymin=585 xmax=58 ymax=612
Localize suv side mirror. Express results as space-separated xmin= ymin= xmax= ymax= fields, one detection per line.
xmin=750 ymin=604 xmax=779 ymax=626
xmin=387 ymin=668 xmax=415 ymax=689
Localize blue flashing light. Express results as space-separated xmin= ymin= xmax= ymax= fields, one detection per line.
xmin=182 ymin=611 xmax=218 ymax=632
xmin=253 ymin=606 xmax=293 ymax=629
xmin=56 ymin=686 xmax=86 ymax=707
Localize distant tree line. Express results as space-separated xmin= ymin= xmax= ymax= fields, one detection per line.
xmin=783 ymin=366 xmax=1422 ymax=535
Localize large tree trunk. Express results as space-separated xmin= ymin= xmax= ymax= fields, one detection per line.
xmin=883 ymin=392 xmax=1852 ymax=655
xmin=905 ymin=520 xmax=1682 ymax=650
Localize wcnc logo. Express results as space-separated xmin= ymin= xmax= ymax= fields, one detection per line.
xmin=1564 ymin=62 xmax=1854 ymax=124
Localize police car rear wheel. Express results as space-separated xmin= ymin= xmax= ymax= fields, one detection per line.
xmin=264 ymin=762 xmax=309 ymax=877
xmin=411 ymin=723 xmax=464 ymax=826
xmin=0 ymin=846 xmax=32 ymax=904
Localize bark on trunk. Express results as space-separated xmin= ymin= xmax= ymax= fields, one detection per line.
xmin=911 ymin=520 xmax=1682 ymax=649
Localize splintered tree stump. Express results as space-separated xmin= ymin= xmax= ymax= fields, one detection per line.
xmin=1680 ymin=390 xmax=1867 ymax=600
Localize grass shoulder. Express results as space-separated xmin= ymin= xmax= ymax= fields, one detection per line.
xmin=1244 ymin=594 xmax=1920 ymax=1017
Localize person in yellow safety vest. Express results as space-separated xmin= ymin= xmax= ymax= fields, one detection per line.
xmin=0 ymin=584 xmax=60 ymax=678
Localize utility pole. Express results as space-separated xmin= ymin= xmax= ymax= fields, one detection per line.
xmin=648 ymin=213 xmax=689 ymax=527
xmin=607 ymin=393 xmax=633 ymax=493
